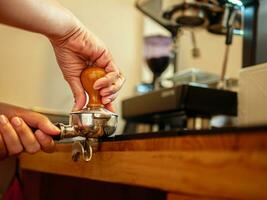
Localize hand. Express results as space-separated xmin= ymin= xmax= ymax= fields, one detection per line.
xmin=0 ymin=103 xmax=60 ymax=160
xmin=0 ymin=0 xmax=124 ymax=111
xmin=50 ymin=25 xmax=125 ymax=112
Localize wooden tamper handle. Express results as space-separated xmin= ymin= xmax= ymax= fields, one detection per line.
xmin=81 ymin=66 xmax=106 ymax=107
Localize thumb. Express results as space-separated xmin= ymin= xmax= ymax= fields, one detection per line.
xmin=68 ymin=78 xmax=87 ymax=111
xmin=36 ymin=118 xmax=60 ymax=136
xmin=21 ymin=112 xmax=60 ymax=135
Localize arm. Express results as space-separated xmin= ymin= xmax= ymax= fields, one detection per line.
xmin=0 ymin=0 xmax=125 ymax=111
xmin=0 ymin=0 xmax=124 ymax=159
xmin=0 ymin=0 xmax=76 ymax=39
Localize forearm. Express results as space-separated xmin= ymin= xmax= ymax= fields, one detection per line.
xmin=0 ymin=0 xmax=79 ymax=39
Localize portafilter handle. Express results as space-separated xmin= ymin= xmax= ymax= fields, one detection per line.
xmin=32 ymin=66 xmax=107 ymax=141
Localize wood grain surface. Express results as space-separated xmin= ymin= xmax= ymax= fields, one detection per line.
xmin=20 ymin=132 xmax=267 ymax=200
xmin=166 ymin=193 xmax=237 ymax=200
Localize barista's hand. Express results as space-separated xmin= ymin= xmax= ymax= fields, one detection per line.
xmin=50 ymin=25 xmax=125 ymax=112
xmin=0 ymin=103 xmax=60 ymax=160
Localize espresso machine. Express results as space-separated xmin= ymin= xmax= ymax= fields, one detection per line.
xmin=122 ymin=0 xmax=262 ymax=134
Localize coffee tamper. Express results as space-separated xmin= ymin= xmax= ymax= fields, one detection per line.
xmin=53 ymin=66 xmax=118 ymax=161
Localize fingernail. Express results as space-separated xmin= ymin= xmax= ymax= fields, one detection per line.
xmin=0 ymin=115 xmax=8 ymax=125
xmin=103 ymin=98 xmax=111 ymax=104
xmin=51 ymin=124 xmax=60 ymax=132
xmin=12 ymin=117 xmax=21 ymax=127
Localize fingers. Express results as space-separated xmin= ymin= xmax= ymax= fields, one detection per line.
xmin=102 ymin=93 xmax=119 ymax=105
xmin=94 ymin=71 xmax=125 ymax=104
xmin=35 ymin=130 xmax=56 ymax=153
xmin=99 ymin=82 xmax=122 ymax=97
xmin=10 ymin=117 xmax=40 ymax=154
xmin=20 ymin=112 xmax=60 ymax=135
xmin=94 ymin=70 xmax=124 ymax=109
xmin=88 ymin=41 xmax=125 ymax=107
xmin=0 ymin=114 xmax=57 ymax=159
xmin=94 ymin=71 xmax=124 ymax=90
xmin=0 ymin=115 xmax=23 ymax=155
xmin=19 ymin=112 xmax=59 ymax=152
xmin=52 ymin=27 xmax=124 ymax=112
xmin=15 ymin=111 xmax=58 ymax=152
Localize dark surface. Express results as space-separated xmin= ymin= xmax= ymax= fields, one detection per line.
xmin=102 ymin=125 xmax=267 ymax=142
xmin=243 ymin=0 xmax=267 ymax=67
xmin=22 ymin=171 xmax=166 ymax=200
xmin=122 ymin=85 xmax=237 ymax=123
xmin=242 ymin=4 xmax=258 ymax=67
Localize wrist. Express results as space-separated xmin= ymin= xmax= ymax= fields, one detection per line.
xmin=46 ymin=10 xmax=81 ymax=43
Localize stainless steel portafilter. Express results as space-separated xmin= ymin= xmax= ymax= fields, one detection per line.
xmin=51 ymin=67 xmax=118 ymax=161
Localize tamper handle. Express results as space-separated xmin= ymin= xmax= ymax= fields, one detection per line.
xmin=81 ymin=66 xmax=106 ymax=107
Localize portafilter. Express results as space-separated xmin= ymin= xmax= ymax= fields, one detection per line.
xmin=50 ymin=66 xmax=118 ymax=161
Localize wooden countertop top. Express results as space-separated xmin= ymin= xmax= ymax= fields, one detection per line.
xmin=20 ymin=127 xmax=267 ymax=200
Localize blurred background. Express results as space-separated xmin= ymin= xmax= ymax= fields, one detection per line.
xmin=0 ymin=0 xmax=242 ymax=134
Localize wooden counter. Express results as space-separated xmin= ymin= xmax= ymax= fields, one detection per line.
xmin=20 ymin=127 xmax=267 ymax=200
